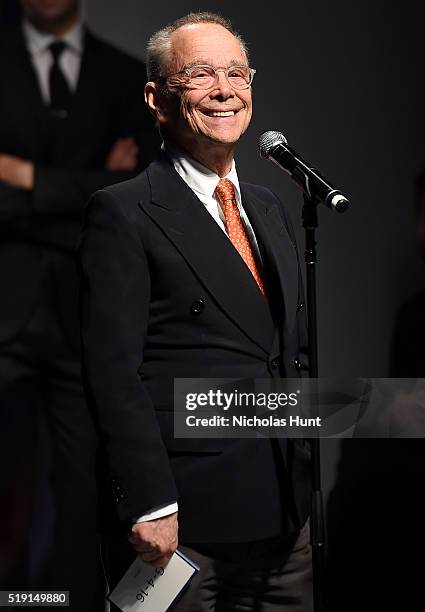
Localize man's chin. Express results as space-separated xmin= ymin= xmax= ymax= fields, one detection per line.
xmin=201 ymin=129 xmax=242 ymax=147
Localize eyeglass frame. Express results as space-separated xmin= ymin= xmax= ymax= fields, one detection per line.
xmin=162 ymin=64 xmax=257 ymax=91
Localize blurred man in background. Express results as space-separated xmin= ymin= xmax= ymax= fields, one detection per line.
xmin=0 ymin=0 xmax=159 ymax=609
xmin=0 ymin=0 xmax=20 ymax=26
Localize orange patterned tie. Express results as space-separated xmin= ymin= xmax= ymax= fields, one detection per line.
xmin=215 ymin=178 xmax=266 ymax=296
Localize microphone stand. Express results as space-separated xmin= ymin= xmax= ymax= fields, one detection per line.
xmin=302 ymin=195 xmax=325 ymax=612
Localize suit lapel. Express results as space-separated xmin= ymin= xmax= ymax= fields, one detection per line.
xmin=139 ymin=158 xmax=275 ymax=355
xmin=67 ymin=30 xmax=100 ymax=124
xmin=240 ymin=184 xmax=299 ymax=336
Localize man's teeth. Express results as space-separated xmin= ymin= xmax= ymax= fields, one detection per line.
xmin=208 ymin=111 xmax=235 ymax=117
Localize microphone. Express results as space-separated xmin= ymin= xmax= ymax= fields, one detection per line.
xmin=258 ymin=131 xmax=350 ymax=213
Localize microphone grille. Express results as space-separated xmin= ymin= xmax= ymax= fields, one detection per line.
xmin=258 ymin=130 xmax=288 ymax=157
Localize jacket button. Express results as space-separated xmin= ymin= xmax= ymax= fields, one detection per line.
xmin=270 ymin=358 xmax=279 ymax=370
xmin=294 ymin=358 xmax=301 ymax=371
xmin=191 ymin=300 xmax=204 ymax=315
xmin=297 ymin=302 xmax=304 ymax=311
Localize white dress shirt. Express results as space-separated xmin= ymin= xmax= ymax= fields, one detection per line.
xmin=136 ymin=144 xmax=263 ymax=524
xmin=164 ymin=141 xmax=262 ymax=261
xmin=22 ymin=19 xmax=83 ymax=104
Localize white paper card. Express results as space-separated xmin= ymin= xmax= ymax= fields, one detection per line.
xmin=108 ymin=550 xmax=199 ymax=612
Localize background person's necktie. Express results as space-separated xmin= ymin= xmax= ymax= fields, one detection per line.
xmin=47 ymin=41 xmax=72 ymax=163
xmin=215 ymin=178 xmax=266 ymax=296
xmin=48 ymin=41 xmax=71 ymax=117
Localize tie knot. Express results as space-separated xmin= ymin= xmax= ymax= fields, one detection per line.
xmin=49 ymin=40 xmax=67 ymax=62
xmin=215 ymin=178 xmax=236 ymax=205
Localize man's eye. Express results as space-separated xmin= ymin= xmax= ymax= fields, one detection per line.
xmin=229 ymin=69 xmax=248 ymax=80
xmin=190 ymin=68 xmax=214 ymax=79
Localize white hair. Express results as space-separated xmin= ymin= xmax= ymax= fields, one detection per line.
xmin=146 ymin=11 xmax=250 ymax=85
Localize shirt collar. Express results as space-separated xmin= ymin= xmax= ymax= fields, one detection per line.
xmin=162 ymin=141 xmax=241 ymax=201
xmin=22 ymin=19 xmax=84 ymax=57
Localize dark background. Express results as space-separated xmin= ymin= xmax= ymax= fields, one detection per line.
xmin=1 ymin=0 xmax=424 ymax=607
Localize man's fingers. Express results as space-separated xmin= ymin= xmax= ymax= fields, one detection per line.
xmin=128 ymin=539 xmax=156 ymax=553
xmin=116 ymin=143 xmax=135 ymax=156
xmin=0 ymin=154 xmax=33 ymax=190
xmin=117 ymin=136 xmax=135 ymax=147
xmin=138 ymin=549 xmax=164 ymax=562
xmin=118 ymin=145 xmax=139 ymax=160
xmin=106 ymin=139 xmax=139 ymax=171
xmin=112 ymin=137 xmax=138 ymax=153
xmin=129 ymin=539 xmax=159 ymax=554
xmin=140 ymin=552 xmax=173 ymax=568
xmin=130 ymin=540 xmax=176 ymax=557
xmin=120 ymin=139 xmax=138 ymax=151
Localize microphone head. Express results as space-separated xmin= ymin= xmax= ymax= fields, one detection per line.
xmin=258 ymin=130 xmax=288 ymax=158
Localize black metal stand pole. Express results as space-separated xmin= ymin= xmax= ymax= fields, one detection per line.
xmin=302 ymin=195 xmax=325 ymax=612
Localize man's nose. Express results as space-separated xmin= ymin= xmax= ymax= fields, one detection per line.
xmin=211 ymin=71 xmax=235 ymax=99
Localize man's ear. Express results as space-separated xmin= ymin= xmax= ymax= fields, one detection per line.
xmin=144 ymin=82 xmax=168 ymax=124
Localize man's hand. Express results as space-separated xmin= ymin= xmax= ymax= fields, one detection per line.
xmin=106 ymin=137 xmax=139 ymax=171
xmin=128 ymin=512 xmax=178 ymax=567
xmin=0 ymin=154 xmax=34 ymax=190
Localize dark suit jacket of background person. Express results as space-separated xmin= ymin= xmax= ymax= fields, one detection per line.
xmin=0 ymin=26 xmax=159 ymax=351
xmin=78 ymin=154 xmax=311 ymax=543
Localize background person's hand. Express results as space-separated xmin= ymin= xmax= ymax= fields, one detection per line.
xmin=128 ymin=512 xmax=178 ymax=567
xmin=0 ymin=154 xmax=33 ymax=190
xmin=105 ymin=137 xmax=139 ymax=171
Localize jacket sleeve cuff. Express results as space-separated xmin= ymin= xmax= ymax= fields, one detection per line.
xmin=135 ymin=502 xmax=178 ymax=523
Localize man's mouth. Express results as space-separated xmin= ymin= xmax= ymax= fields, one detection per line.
xmin=200 ymin=109 xmax=239 ymax=117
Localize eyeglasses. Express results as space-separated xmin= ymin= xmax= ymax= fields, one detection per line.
xmin=165 ymin=64 xmax=256 ymax=90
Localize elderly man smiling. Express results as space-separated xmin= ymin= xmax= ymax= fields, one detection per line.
xmin=78 ymin=11 xmax=312 ymax=611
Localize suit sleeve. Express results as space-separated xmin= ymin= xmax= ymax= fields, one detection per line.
xmin=31 ymin=126 xmax=160 ymax=216
xmin=77 ymin=188 xmax=178 ymax=525
xmin=31 ymin=166 xmax=149 ymax=215
xmin=31 ymin=125 xmax=160 ymax=216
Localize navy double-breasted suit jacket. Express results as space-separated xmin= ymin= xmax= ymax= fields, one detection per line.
xmin=78 ymin=154 xmax=311 ymax=542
